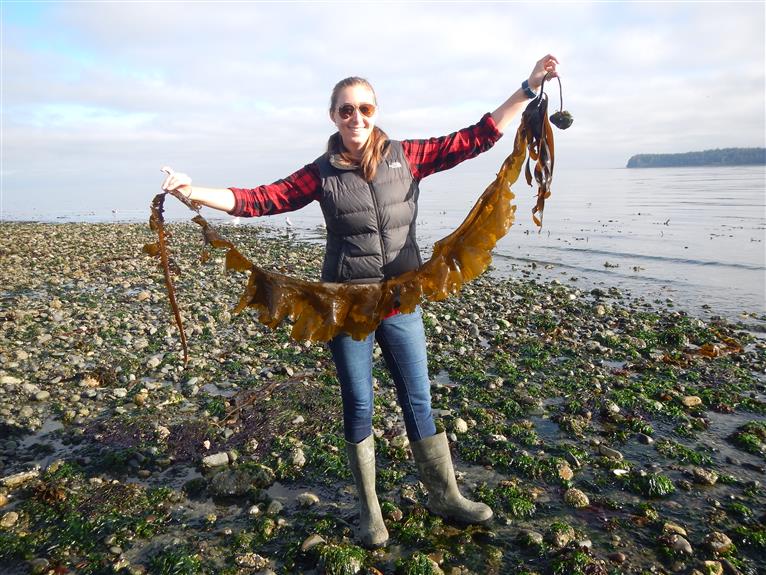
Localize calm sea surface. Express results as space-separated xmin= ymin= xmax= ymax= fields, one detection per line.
xmin=7 ymin=166 xmax=766 ymax=322
xmin=250 ymin=165 xmax=766 ymax=322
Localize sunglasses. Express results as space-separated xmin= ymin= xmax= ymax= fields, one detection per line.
xmin=337 ymin=103 xmax=377 ymax=120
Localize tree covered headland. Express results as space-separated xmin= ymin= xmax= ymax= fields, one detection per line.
xmin=626 ymin=148 xmax=765 ymax=168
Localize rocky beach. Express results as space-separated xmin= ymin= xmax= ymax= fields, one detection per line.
xmin=0 ymin=221 xmax=764 ymax=575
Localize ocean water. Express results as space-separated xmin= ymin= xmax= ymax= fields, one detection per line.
xmin=252 ymin=165 xmax=766 ymax=322
xmin=6 ymin=165 xmax=765 ymax=322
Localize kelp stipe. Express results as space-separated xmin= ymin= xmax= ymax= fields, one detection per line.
xmin=549 ymin=75 xmax=574 ymax=130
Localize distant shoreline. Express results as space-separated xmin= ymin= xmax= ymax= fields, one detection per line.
xmin=626 ymin=147 xmax=765 ymax=168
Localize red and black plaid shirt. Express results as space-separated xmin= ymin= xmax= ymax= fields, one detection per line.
xmin=229 ymin=113 xmax=502 ymax=217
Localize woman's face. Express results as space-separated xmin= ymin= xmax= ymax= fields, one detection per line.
xmin=330 ymin=84 xmax=377 ymax=156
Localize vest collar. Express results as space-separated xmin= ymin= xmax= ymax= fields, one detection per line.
xmin=329 ymin=154 xmax=359 ymax=171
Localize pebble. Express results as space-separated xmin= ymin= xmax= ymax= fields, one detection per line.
xmin=291 ymin=448 xmax=306 ymax=467
xmin=0 ymin=511 xmax=19 ymax=528
xmin=598 ymin=445 xmax=623 ymax=460
xmin=399 ymin=484 xmax=419 ymax=505
xmin=607 ymin=552 xmax=626 ymax=563
xmin=701 ymin=561 xmax=723 ymax=575
xmin=297 ymin=492 xmax=319 ymax=507
xmin=636 ymin=432 xmax=654 ymax=445
xmin=564 ymin=488 xmax=590 ymax=508
xmin=603 ymin=400 xmax=620 ymax=414
xmin=300 ymin=533 xmax=326 ymax=553
xmin=670 ymin=534 xmax=693 ymax=555
xmin=81 ymin=376 xmax=101 ymax=388
xmin=705 ymin=531 xmax=733 ymax=554
xmin=663 ymin=521 xmax=687 ymax=536
xmin=266 ymin=500 xmax=283 ymax=515
xmin=202 ymin=452 xmax=230 ymax=468
xmin=235 ymin=553 xmax=269 ymax=569
xmin=546 ymin=524 xmax=575 ymax=548
xmin=586 ymin=340 xmax=606 ymax=353
xmin=575 ymin=538 xmax=592 ymax=550
xmin=390 ymin=434 xmax=409 ymax=449
xmin=487 ymin=434 xmax=508 ymax=444
xmin=692 ymin=467 xmax=719 ymax=486
xmin=1 ymin=469 xmax=40 ymax=488
xmin=564 ymin=451 xmax=582 ymax=468
xmin=517 ymin=529 xmax=544 ymax=546
xmin=384 ymin=505 xmax=403 ymax=522
xmin=22 ymin=383 xmax=40 ymax=397
xmin=557 ymin=463 xmax=574 ymax=481
xmin=137 ymin=290 xmax=151 ymax=302
xmin=682 ymin=395 xmax=703 ymax=408
xmin=453 ymin=418 xmax=469 ymax=433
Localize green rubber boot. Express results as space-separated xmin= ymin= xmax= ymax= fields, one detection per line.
xmin=346 ymin=434 xmax=389 ymax=548
xmin=411 ymin=431 xmax=493 ymax=523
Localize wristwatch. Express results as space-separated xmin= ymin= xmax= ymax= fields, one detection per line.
xmin=521 ymin=79 xmax=537 ymax=99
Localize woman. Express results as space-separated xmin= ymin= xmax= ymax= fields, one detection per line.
xmin=162 ymin=54 xmax=559 ymax=548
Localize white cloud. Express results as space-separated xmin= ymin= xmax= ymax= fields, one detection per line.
xmin=2 ymin=1 xmax=764 ymax=215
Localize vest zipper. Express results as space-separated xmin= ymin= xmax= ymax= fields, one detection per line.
xmin=368 ymin=181 xmax=388 ymax=272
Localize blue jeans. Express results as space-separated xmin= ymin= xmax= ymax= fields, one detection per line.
xmin=328 ymin=306 xmax=437 ymax=443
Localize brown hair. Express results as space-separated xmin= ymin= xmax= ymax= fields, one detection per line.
xmin=328 ymin=76 xmax=389 ymax=182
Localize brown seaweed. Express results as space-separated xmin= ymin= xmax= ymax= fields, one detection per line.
xmin=521 ymin=73 xmax=556 ymax=230
xmin=145 ymin=84 xmax=570 ymax=357
xmin=549 ymin=74 xmax=574 ymax=130
xmin=144 ymin=193 xmax=189 ymax=365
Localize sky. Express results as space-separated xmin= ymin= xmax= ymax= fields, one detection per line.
xmin=1 ymin=0 xmax=765 ymax=219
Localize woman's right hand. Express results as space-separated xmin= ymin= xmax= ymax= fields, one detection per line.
xmin=527 ymin=54 xmax=559 ymax=93
xmin=161 ymin=166 xmax=193 ymax=198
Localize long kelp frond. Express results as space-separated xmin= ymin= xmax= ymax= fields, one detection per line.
xmin=144 ymin=193 xmax=189 ymax=365
xmin=145 ymin=85 xmax=571 ymax=360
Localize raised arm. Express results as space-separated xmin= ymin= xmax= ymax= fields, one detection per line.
xmin=160 ymin=164 xmax=322 ymax=217
xmin=161 ymin=168 xmax=236 ymax=212
xmin=491 ymin=54 xmax=559 ymax=133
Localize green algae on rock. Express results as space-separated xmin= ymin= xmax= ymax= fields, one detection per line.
xmin=1 ymin=222 xmax=765 ymax=575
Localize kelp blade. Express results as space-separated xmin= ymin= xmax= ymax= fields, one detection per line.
xmin=228 ymin=128 xmax=527 ymax=342
xmin=146 ymin=109 xmax=558 ymax=357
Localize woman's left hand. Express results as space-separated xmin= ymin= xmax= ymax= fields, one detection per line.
xmin=528 ymin=54 xmax=559 ymax=92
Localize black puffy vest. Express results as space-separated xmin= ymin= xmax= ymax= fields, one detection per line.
xmin=316 ymin=141 xmax=422 ymax=283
